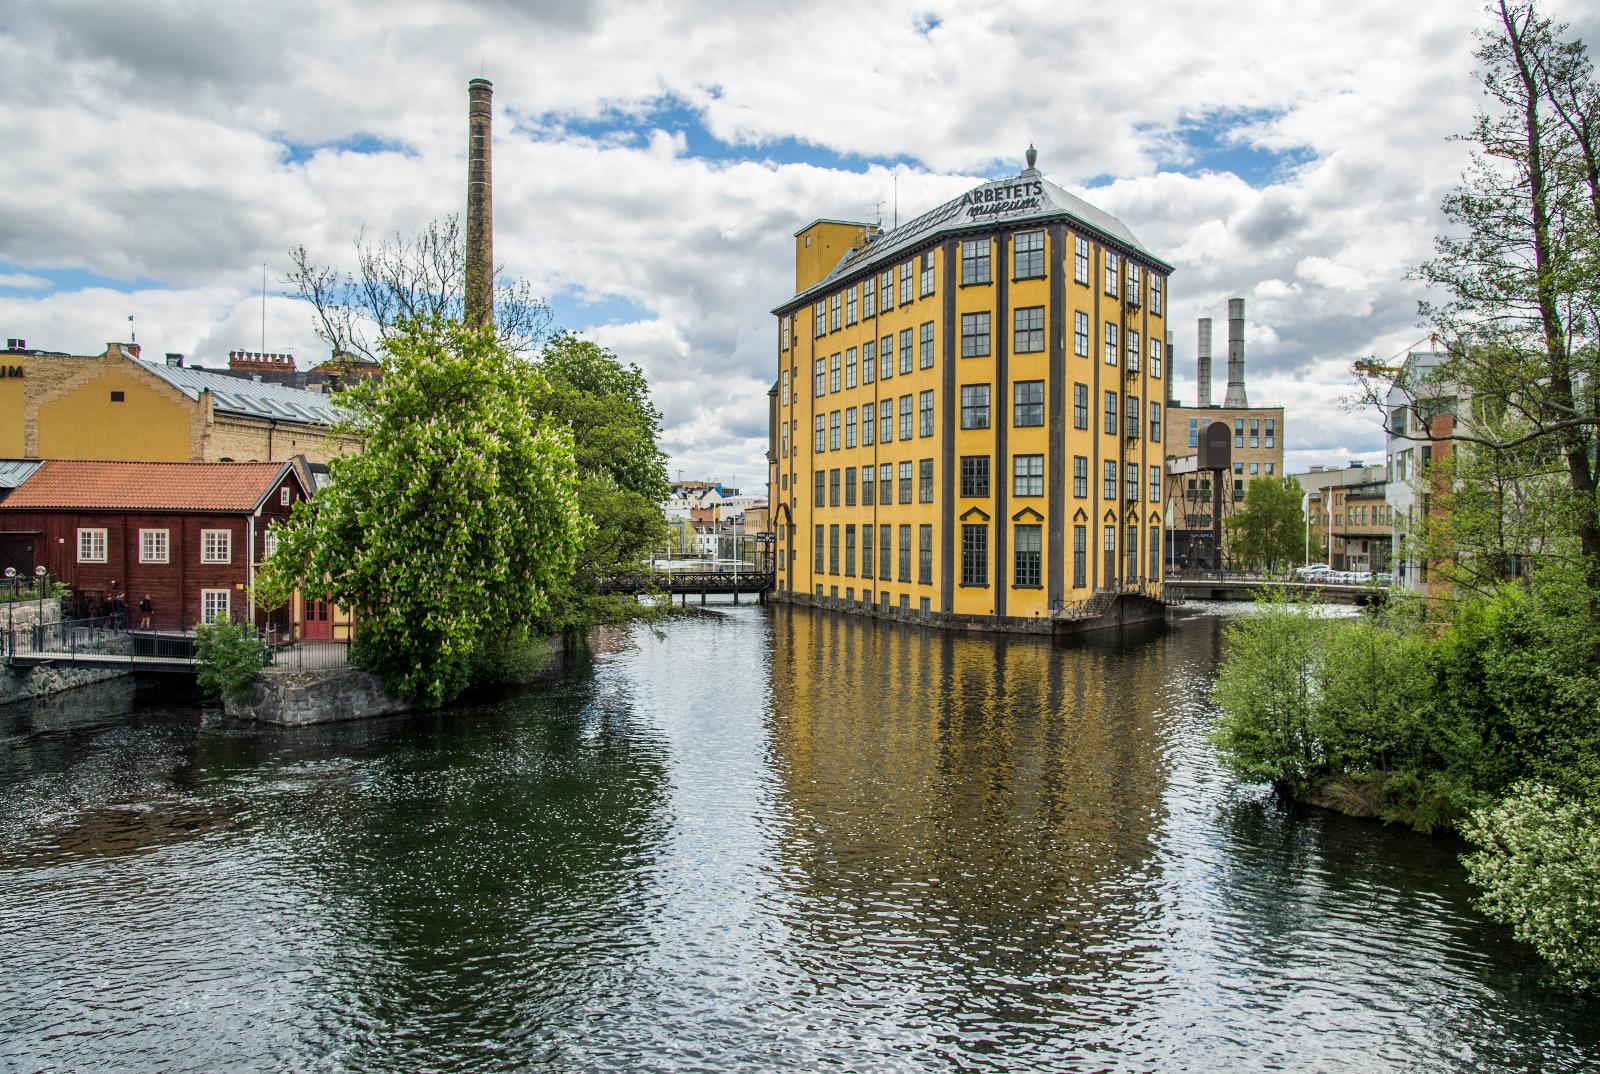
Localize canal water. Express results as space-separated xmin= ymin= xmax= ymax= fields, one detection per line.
xmin=0 ymin=605 xmax=1594 ymax=1072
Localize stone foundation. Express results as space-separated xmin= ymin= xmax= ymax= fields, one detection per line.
xmin=0 ymin=662 xmax=132 ymax=707
xmin=225 ymin=665 xmax=412 ymax=726
xmin=776 ymin=590 xmax=1169 ymax=636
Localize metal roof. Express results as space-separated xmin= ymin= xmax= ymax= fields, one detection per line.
xmin=0 ymin=460 xmax=43 ymax=490
xmin=779 ymin=168 xmax=1171 ymax=313
xmin=140 ymin=361 xmax=346 ymax=426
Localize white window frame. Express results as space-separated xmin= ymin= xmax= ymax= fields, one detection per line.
xmin=201 ymin=528 xmax=232 ymax=564
xmin=201 ymin=588 xmax=231 ymax=624
xmin=280 ymin=487 xmax=291 ymax=506
xmin=263 ymin=527 xmax=279 ymax=559
xmin=77 ymin=527 xmax=107 ymax=563
xmin=139 ymin=528 xmax=169 ymax=564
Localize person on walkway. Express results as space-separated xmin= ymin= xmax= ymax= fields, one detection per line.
xmin=111 ymin=593 xmax=125 ymax=631
xmin=139 ymin=595 xmax=152 ymax=629
xmin=98 ymin=593 xmax=113 ymax=629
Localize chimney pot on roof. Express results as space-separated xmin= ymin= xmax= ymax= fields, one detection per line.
xmin=165 ymin=352 xmax=184 ymax=367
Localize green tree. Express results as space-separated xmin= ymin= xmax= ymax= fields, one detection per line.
xmin=529 ymin=333 xmax=671 ymax=631
xmin=1224 ymin=475 xmax=1306 ymax=571
xmin=1358 ymin=1 xmax=1600 ymax=630
xmin=259 ymin=316 xmax=588 ymax=707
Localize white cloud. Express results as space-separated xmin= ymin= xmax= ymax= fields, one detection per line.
xmin=0 ymin=0 xmax=1524 ymax=489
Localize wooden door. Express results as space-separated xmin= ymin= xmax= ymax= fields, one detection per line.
xmin=302 ymin=595 xmax=332 ymax=640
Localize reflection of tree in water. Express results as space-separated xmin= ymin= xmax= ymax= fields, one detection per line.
xmin=0 ymin=659 xmax=675 ymax=1073
xmin=212 ymin=662 xmax=676 ymax=1071
xmin=765 ymin=606 xmax=1178 ymax=1064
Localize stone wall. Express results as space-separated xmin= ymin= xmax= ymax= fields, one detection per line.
xmin=225 ymin=665 xmax=412 ymax=726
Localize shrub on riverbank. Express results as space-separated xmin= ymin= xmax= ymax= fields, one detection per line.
xmin=1211 ymin=585 xmax=1600 ymax=990
xmin=195 ymin=619 xmax=264 ymax=704
xmin=1463 ymin=783 xmax=1600 ymax=991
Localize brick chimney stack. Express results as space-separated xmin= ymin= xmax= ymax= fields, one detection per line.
xmin=466 ymin=77 xmax=494 ymax=330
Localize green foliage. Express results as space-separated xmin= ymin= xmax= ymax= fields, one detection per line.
xmin=194 ymin=618 xmax=265 ymax=704
xmin=1213 ymin=581 xmax=1600 ymax=835
xmin=1225 ymin=476 xmax=1307 ymax=572
xmin=1463 ymin=782 xmax=1600 ymax=991
xmin=259 ymin=316 xmax=589 ymax=708
xmin=1211 ymin=594 xmax=1330 ymax=784
xmin=529 ymin=333 xmax=671 ymax=633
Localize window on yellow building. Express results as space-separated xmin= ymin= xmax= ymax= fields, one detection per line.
xmin=961 ymin=524 xmax=988 ymax=586
xmin=1014 ymin=306 xmax=1044 ymax=353
xmin=1014 ymin=525 xmax=1042 ymax=587
xmin=960 ymin=384 xmax=990 ymax=429
xmin=961 ymin=239 xmax=991 ymax=285
xmin=960 ymin=313 xmax=989 ymax=357
xmin=960 ymin=455 xmax=990 ymax=498
xmin=1013 ymin=455 xmax=1043 ymax=497
xmin=1015 ymin=230 xmax=1044 ymax=279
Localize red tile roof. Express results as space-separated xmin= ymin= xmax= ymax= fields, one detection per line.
xmin=0 ymin=461 xmax=295 ymax=512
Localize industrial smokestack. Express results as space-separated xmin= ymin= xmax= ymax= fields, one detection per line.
xmin=1225 ymin=297 xmax=1248 ymax=407
xmin=466 ymin=77 xmax=494 ymax=330
xmin=1196 ymin=318 xmax=1213 ymax=408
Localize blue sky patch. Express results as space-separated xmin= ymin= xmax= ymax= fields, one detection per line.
xmin=1157 ymin=110 xmax=1315 ymax=186
xmin=280 ymin=132 xmax=415 ymax=165
xmin=516 ymin=96 xmax=921 ymax=173
xmin=0 ymin=261 xmax=172 ymax=294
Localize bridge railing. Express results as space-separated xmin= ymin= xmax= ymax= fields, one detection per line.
xmin=6 ymin=617 xmax=136 ymax=663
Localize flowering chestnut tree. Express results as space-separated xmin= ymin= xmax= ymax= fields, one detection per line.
xmin=260 ymin=316 xmax=589 ymax=706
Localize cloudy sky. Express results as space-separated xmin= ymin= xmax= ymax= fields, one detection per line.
xmin=3 ymin=0 xmax=1593 ymax=490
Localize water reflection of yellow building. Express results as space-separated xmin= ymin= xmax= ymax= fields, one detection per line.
xmin=765 ymin=605 xmax=1178 ymax=1003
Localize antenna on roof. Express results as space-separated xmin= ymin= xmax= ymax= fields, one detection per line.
xmin=127 ymin=313 xmax=135 ymax=344
xmin=893 ymin=171 xmax=899 ymax=231
xmin=261 ymin=262 xmax=267 ymax=355
xmin=871 ymin=200 xmax=884 ymax=229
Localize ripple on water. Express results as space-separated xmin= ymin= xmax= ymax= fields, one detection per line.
xmin=0 ymin=605 xmax=1596 ymax=1073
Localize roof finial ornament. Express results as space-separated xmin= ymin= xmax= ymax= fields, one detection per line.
xmin=1025 ymin=143 xmax=1038 ymax=171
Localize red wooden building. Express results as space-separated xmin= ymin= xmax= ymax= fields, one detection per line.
xmin=0 ymin=460 xmax=310 ymax=633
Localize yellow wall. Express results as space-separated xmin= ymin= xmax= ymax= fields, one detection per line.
xmin=7 ymin=346 xmax=355 ymax=465
xmin=36 ymin=364 xmax=196 ymax=460
xmin=0 ymin=376 xmax=22 ymax=456
xmin=771 ymin=208 xmax=1170 ymax=626
xmin=794 ymin=220 xmax=875 ymax=294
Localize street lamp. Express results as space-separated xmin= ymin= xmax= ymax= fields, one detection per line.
xmin=4 ymin=566 xmax=14 ymax=657
xmin=34 ymin=564 xmax=46 ymax=649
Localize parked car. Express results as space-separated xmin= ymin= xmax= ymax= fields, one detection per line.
xmin=1295 ymin=564 xmax=1332 ymax=580
xmin=1375 ymin=571 xmax=1395 ymax=584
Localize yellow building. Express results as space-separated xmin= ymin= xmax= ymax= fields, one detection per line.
xmin=768 ymin=147 xmax=1172 ymax=628
xmin=0 ymin=341 xmax=357 ymax=465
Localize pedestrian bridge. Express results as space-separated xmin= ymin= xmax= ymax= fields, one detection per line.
xmin=1163 ymin=573 xmax=1388 ymax=606
xmin=4 ymin=618 xmax=349 ymax=674
xmin=599 ymin=570 xmax=774 ymax=603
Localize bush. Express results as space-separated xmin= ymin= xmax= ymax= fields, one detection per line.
xmin=1462 ymin=782 xmax=1600 ymax=991
xmin=1211 ymin=595 xmax=1331 ymax=785
xmin=195 ymin=618 xmax=265 ymax=704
